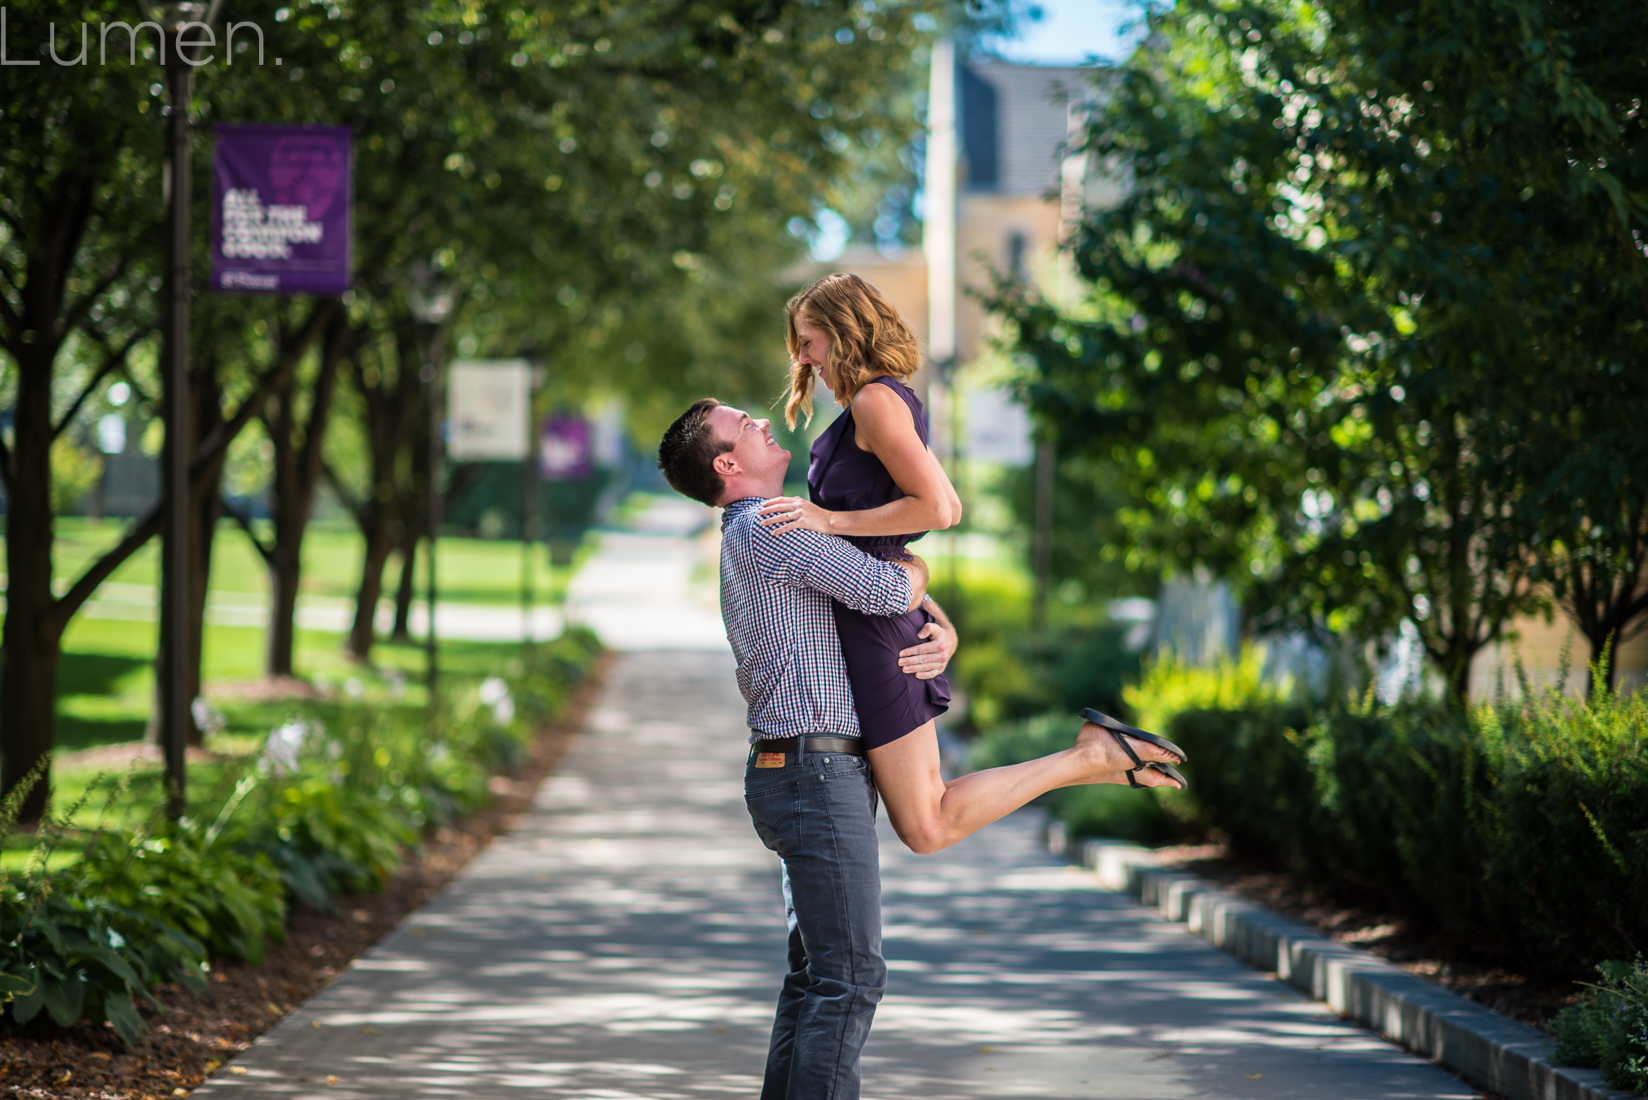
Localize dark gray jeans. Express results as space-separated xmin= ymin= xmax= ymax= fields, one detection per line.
xmin=744 ymin=747 xmax=885 ymax=1100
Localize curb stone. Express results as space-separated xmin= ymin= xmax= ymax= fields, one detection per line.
xmin=1062 ymin=834 xmax=1633 ymax=1100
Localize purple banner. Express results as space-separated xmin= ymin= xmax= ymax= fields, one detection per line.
xmin=541 ymin=416 xmax=593 ymax=480
xmin=212 ymin=124 xmax=352 ymax=295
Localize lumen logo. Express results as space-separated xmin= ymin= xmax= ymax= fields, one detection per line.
xmin=0 ymin=7 xmax=274 ymax=67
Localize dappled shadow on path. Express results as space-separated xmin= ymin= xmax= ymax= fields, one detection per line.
xmin=200 ymin=650 xmax=1474 ymax=1100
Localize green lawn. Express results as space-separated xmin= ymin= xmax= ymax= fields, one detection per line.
xmin=0 ymin=518 xmax=592 ymax=766
xmin=7 ymin=634 xmax=551 ymax=874
xmin=43 ymin=517 xmax=571 ymax=605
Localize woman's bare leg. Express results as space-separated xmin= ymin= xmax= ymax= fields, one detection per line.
xmin=867 ymin=718 xmax=1182 ymax=855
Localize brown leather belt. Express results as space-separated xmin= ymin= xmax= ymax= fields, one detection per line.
xmin=751 ymin=736 xmax=865 ymax=757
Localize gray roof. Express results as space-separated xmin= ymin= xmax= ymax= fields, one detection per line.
xmin=960 ymin=60 xmax=1102 ymax=197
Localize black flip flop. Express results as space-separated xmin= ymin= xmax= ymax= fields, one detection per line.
xmin=1138 ymin=761 xmax=1189 ymax=791
xmin=1079 ymin=708 xmax=1189 ymax=788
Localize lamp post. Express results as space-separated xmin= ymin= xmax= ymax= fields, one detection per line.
xmin=407 ymin=263 xmax=454 ymax=702
xmin=140 ymin=0 xmax=223 ymax=820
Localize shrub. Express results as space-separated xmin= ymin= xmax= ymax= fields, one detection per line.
xmin=1162 ymin=681 xmax=1648 ymax=974
xmin=78 ymin=828 xmax=287 ymax=965
xmin=1550 ymin=957 xmax=1648 ymax=1092
xmin=0 ymin=888 xmax=209 ymax=1043
xmin=1123 ymin=645 xmax=1287 ymax=735
xmin=3 ymin=631 xmax=604 ymax=1043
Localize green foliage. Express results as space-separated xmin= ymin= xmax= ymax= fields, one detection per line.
xmin=944 ymin=572 xmax=1141 ymax=730
xmin=1123 ymin=645 xmax=1287 ymax=736
xmin=989 ymin=0 xmax=1648 ymax=699
xmin=48 ymin=438 xmax=103 ymax=515
xmin=0 ymin=890 xmax=209 ymax=1045
xmin=0 ymin=632 xmax=601 ymax=1042
xmin=78 ymin=829 xmax=286 ymax=966
xmin=1164 ymin=682 xmax=1648 ymax=974
xmin=1550 ymin=958 xmax=1648 ymax=1092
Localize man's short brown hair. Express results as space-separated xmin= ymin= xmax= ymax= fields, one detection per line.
xmin=657 ymin=398 xmax=734 ymax=506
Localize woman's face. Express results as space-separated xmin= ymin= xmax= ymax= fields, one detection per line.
xmin=794 ymin=316 xmax=836 ymax=391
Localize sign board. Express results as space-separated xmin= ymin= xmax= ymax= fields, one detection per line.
xmin=966 ymin=385 xmax=1033 ymax=465
xmin=212 ymin=124 xmax=352 ymax=295
xmin=448 ymin=360 xmax=531 ymax=460
xmin=541 ymin=415 xmax=592 ymax=480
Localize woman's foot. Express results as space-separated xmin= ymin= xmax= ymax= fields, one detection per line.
xmin=1073 ymin=716 xmax=1185 ymax=785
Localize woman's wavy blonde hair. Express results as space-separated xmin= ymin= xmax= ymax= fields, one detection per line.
xmin=783 ymin=272 xmax=922 ymax=429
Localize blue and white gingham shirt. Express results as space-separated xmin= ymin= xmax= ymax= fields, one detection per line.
xmin=719 ymin=496 xmax=914 ymax=742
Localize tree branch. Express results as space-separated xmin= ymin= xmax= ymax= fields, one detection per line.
xmin=53 ymin=504 xmax=162 ymax=628
xmin=117 ymin=362 xmax=157 ymax=412
xmin=321 ymin=458 xmax=368 ymax=527
xmin=0 ymin=257 xmax=22 ymax=331
xmin=193 ymin=299 xmax=340 ymax=475
xmin=52 ymin=323 xmax=154 ymax=440
xmin=57 ymin=257 xmax=130 ymax=344
xmin=220 ymin=496 xmax=276 ymax=566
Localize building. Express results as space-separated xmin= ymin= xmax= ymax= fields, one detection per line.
xmin=806 ymin=49 xmax=1109 ymax=464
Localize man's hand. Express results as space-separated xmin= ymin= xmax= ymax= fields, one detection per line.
xmin=896 ymin=555 xmax=930 ymax=612
xmin=898 ymin=602 xmax=957 ymax=680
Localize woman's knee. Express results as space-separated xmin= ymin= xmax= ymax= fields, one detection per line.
xmin=892 ymin=818 xmax=950 ymax=855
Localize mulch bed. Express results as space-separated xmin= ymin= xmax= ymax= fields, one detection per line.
xmin=1148 ymin=841 xmax=1582 ymax=1030
xmin=0 ymin=653 xmax=611 ymax=1100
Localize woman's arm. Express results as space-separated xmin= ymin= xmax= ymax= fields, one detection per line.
xmin=759 ymin=381 xmax=962 ymax=537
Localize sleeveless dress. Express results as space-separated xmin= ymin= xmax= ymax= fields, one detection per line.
xmin=808 ymin=375 xmax=952 ymax=749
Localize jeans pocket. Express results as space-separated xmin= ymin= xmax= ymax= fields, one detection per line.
xmin=745 ymin=777 xmax=799 ymax=858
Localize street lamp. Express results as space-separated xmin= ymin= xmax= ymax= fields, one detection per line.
xmin=139 ymin=0 xmax=224 ymax=820
xmin=408 ymin=262 xmax=455 ymax=702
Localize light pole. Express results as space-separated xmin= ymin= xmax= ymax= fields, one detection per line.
xmin=407 ymin=263 xmax=454 ymax=702
xmin=140 ymin=0 xmax=223 ymax=820
xmin=521 ymin=363 xmax=544 ymax=667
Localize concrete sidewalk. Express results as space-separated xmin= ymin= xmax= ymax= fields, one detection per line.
xmin=197 ymin=647 xmax=1479 ymax=1099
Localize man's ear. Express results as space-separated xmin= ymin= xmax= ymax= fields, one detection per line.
xmin=712 ymin=451 xmax=739 ymax=477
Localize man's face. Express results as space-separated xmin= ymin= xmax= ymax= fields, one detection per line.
xmin=708 ymin=404 xmax=790 ymax=490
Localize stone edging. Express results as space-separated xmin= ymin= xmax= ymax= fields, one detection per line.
xmin=1049 ymin=828 xmax=1632 ymax=1100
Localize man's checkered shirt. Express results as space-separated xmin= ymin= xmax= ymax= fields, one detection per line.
xmin=719 ymin=496 xmax=913 ymax=742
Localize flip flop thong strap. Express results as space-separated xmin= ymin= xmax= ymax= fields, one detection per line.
xmin=1109 ymin=728 xmax=1144 ymax=768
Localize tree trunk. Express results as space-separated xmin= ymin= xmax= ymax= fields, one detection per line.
xmin=264 ymin=312 xmax=349 ymax=677
xmin=0 ymin=171 xmax=100 ymax=822
xmin=392 ymin=531 xmax=418 ymax=641
xmin=346 ymin=320 xmax=423 ymax=655
xmin=347 ymin=520 xmax=399 ymax=660
xmin=0 ymin=348 xmax=66 ymax=823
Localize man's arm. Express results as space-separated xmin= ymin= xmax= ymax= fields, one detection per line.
xmin=758 ymin=526 xmax=920 ymax=616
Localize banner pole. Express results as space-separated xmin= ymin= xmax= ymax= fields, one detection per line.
xmin=160 ymin=54 xmax=194 ymax=821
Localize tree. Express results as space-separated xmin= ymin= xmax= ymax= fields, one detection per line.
xmin=991 ymin=0 xmax=1648 ymax=700
xmin=1 ymin=2 xmax=171 ymax=819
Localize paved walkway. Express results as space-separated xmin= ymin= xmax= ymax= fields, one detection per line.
xmin=198 ymin=502 xmax=1478 ymax=1099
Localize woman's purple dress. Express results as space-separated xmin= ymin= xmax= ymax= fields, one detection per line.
xmin=808 ymin=375 xmax=951 ymax=749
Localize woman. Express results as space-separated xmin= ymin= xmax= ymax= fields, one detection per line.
xmin=758 ymin=273 xmax=1185 ymax=855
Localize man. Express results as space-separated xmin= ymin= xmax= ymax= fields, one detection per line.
xmin=657 ymin=398 xmax=945 ymax=1100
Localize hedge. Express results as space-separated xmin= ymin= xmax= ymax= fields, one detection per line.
xmin=1167 ymin=682 xmax=1648 ymax=975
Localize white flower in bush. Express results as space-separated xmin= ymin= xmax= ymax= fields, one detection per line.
xmin=261 ymin=719 xmax=317 ymax=776
xmin=479 ymin=677 xmax=515 ymax=723
xmin=190 ymin=697 xmax=227 ymax=737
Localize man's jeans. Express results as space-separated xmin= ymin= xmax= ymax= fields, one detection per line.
xmin=745 ymin=747 xmax=885 ymax=1100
